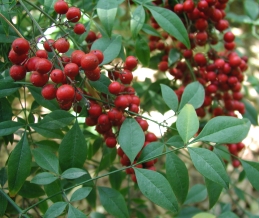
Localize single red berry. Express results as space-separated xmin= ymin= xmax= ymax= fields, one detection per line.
xmin=56 ymin=84 xmax=75 ymax=102
xmin=206 ymin=71 xmax=217 ymax=82
xmin=195 ymin=19 xmax=208 ymax=31
xmin=137 ymin=119 xmax=149 ymax=131
xmin=236 ymin=142 xmax=245 ymax=151
xmin=85 ymin=67 xmax=101 ymax=81
xmin=119 ymin=70 xmax=133 ymax=84
xmin=158 ymin=61 xmax=168 ymax=71
xmin=12 ymin=38 xmax=30 ymax=55
xmin=71 ymin=50 xmax=85 ymax=66
xmin=117 ymin=147 xmax=124 ymax=157
xmin=36 ymin=50 xmax=48 ymax=59
xmin=197 ymin=0 xmax=209 ymax=12
xmin=145 ymin=132 xmax=157 ymax=142
xmin=114 ymin=95 xmax=129 ymax=109
xmin=43 ymin=39 xmax=55 ymax=52
xmin=108 ymin=81 xmax=121 ymax=95
xmin=129 ymin=104 xmax=139 ymax=113
xmin=107 ymin=108 xmax=123 ymax=124
xmin=41 ymin=84 xmax=57 ymax=100
xmin=206 ymin=84 xmax=218 ymax=94
xmin=210 ymin=8 xmax=222 ymax=22
xmin=35 ymin=58 xmax=53 ymax=74
xmin=59 ymin=101 xmax=72 ymax=111
xmin=229 ymin=55 xmax=241 ymax=67
xmin=194 ymin=53 xmax=207 ymax=66
xmin=125 ymin=56 xmax=138 ymax=70
xmin=64 ymin=63 xmax=79 ymax=78
xmin=131 ymin=95 xmax=140 ymax=105
xmin=74 ymin=23 xmax=86 ymax=35
xmin=50 ymin=69 xmax=65 ymax=84
xmin=85 ymin=116 xmax=97 ymax=126
xmin=232 ymin=159 xmax=241 ymax=168
xmin=174 ymin=3 xmax=183 ymax=13
xmin=30 ymin=71 xmax=49 ymax=87
xmin=81 ymin=53 xmax=99 ymax=71
xmin=105 ymin=137 xmax=117 ymax=148
xmin=224 ymin=31 xmax=235 ymax=42
xmin=8 ymin=49 xmax=28 ymax=65
xmin=224 ymin=42 xmax=236 ymax=50
xmin=88 ymin=103 xmax=102 ymax=118
xmin=54 ymin=0 xmax=69 ymax=14
xmin=85 ymin=31 xmax=97 ymax=43
xmin=9 ymin=65 xmax=27 ymax=81
xmin=66 ymin=7 xmax=81 ymax=23
xmin=90 ymin=50 xmax=104 ymax=64
xmin=215 ymin=19 xmax=229 ymax=31
xmin=55 ymin=38 xmax=70 ymax=53
xmin=183 ymin=0 xmax=195 ymax=13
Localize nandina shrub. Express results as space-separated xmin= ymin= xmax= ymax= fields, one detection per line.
xmin=0 ymin=0 xmax=259 ymax=217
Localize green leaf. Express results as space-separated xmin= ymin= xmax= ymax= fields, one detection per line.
xmin=89 ymin=212 xmax=106 ymax=218
xmin=131 ymin=5 xmax=145 ymax=38
xmin=18 ymin=181 xmax=45 ymax=198
xmin=8 ymin=132 xmax=31 ymax=196
xmin=99 ymin=147 xmax=117 ymax=171
xmin=176 ymin=104 xmax=199 ymax=144
xmin=0 ymin=190 xmax=8 ymax=216
xmin=67 ymin=205 xmax=87 ymax=218
xmin=88 ymin=74 xmax=111 ymax=95
xmin=0 ymin=121 xmax=24 ymax=137
xmin=135 ymin=34 xmax=150 ymax=66
xmin=141 ymin=23 xmax=161 ymax=37
xmin=176 ymin=207 xmax=202 ymax=218
xmin=109 ymin=166 xmax=125 ymax=190
xmin=184 ymin=184 xmax=207 ymax=205
xmin=192 ymin=117 xmax=251 ymax=144
xmin=97 ymin=0 xmax=118 ymax=37
xmin=160 ymin=84 xmax=178 ymax=112
xmin=44 ymin=181 xmax=63 ymax=203
xmin=118 ymin=117 xmax=145 ymax=163
xmin=43 ymin=202 xmax=67 ymax=218
xmin=166 ymin=152 xmax=189 ymax=204
xmin=168 ymin=48 xmax=180 ymax=67
xmin=31 ymin=172 xmax=58 ymax=185
xmin=166 ymin=135 xmax=184 ymax=148
xmin=59 ymin=120 xmax=87 ymax=171
xmin=134 ymin=168 xmax=178 ymax=213
xmin=29 ymin=123 xmax=64 ymax=139
xmin=91 ymin=35 xmax=122 ymax=65
xmin=188 ymin=147 xmax=229 ymax=189
xmin=234 ymin=187 xmax=245 ymax=200
xmin=0 ymin=80 xmax=19 ymax=98
xmin=242 ymin=99 xmax=258 ymax=125
xmin=205 ymin=178 xmax=223 ymax=209
xmin=240 ymin=160 xmax=259 ymax=191
xmin=0 ymin=97 xmax=12 ymax=122
xmin=0 ymin=167 xmax=7 ymax=187
xmin=178 ymin=81 xmax=205 ymax=111
xmin=35 ymin=140 xmax=59 ymax=153
xmin=35 ymin=110 xmax=75 ymax=129
xmin=193 ymin=213 xmax=216 ymax=218
xmin=32 ymin=148 xmax=59 ymax=174
xmin=43 ymin=0 xmax=55 ymax=14
xmin=61 ymin=168 xmax=87 ymax=180
xmin=213 ymin=145 xmax=231 ymax=163
xmin=28 ymin=86 xmax=59 ymax=111
xmin=138 ymin=141 xmax=164 ymax=162
xmin=145 ymin=5 xmax=190 ymax=48
xmin=70 ymin=187 xmax=92 ymax=202
xmin=218 ymin=211 xmax=239 ymax=218
xmin=98 ymin=186 xmax=130 ymax=218
xmin=244 ymin=0 xmax=259 ymax=20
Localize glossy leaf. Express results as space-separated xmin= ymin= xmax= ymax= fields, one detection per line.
xmin=244 ymin=0 xmax=259 ymax=20
xmin=205 ymin=178 xmax=223 ymax=208
xmin=0 ymin=121 xmax=24 ymax=137
xmin=61 ymin=168 xmax=87 ymax=180
xmin=131 ymin=5 xmax=145 ymax=38
xmin=97 ymin=0 xmax=118 ymax=36
xmin=160 ymin=84 xmax=178 ymax=112
xmin=192 ymin=117 xmax=251 ymax=144
xmin=138 ymin=141 xmax=164 ymax=162
xmin=240 ymin=160 xmax=259 ymax=191
xmin=134 ymin=168 xmax=178 ymax=213
xmin=59 ymin=120 xmax=87 ymax=171
xmin=98 ymin=186 xmax=130 ymax=218
xmin=18 ymin=181 xmax=45 ymax=198
xmin=31 ymin=172 xmax=58 ymax=185
xmin=43 ymin=202 xmax=67 ymax=218
xmin=176 ymin=104 xmax=199 ymax=144
xmin=118 ymin=117 xmax=145 ymax=163
xmin=166 ymin=152 xmax=189 ymax=204
xmin=70 ymin=187 xmax=92 ymax=202
xmin=8 ymin=132 xmax=31 ymax=196
xmin=188 ymin=147 xmax=229 ymax=189
xmin=166 ymin=135 xmax=184 ymax=148
xmin=89 ymin=74 xmax=111 ymax=95
xmin=67 ymin=205 xmax=87 ymax=218
xmin=29 ymin=124 xmax=64 ymax=139
xmin=91 ymin=35 xmax=122 ymax=65
xmin=135 ymin=34 xmax=150 ymax=66
xmin=184 ymin=184 xmax=207 ymax=205
xmin=242 ymin=99 xmax=258 ymax=125
xmin=145 ymin=5 xmax=190 ymax=48
xmin=168 ymin=48 xmax=180 ymax=67
xmin=178 ymin=81 xmax=205 ymax=110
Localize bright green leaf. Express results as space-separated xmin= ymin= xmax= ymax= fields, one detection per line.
xmin=61 ymin=168 xmax=87 ymax=180
xmin=160 ymin=84 xmax=178 ymax=112
xmin=131 ymin=5 xmax=145 ymax=38
xmin=244 ymin=0 xmax=259 ymax=20
xmin=43 ymin=202 xmax=67 ymax=218
xmin=31 ymin=172 xmax=58 ymax=185
xmin=138 ymin=141 xmax=164 ymax=162
xmin=70 ymin=187 xmax=92 ymax=202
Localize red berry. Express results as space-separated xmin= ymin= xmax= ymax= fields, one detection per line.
xmin=54 ymin=0 xmax=69 ymax=14
xmin=174 ymin=3 xmax=183 ymax=13
xmin=88 ymin=103 xmax=102 ymax=118
xmin=56 ymin=84 xmax=75 ymax=102
xmin=36 ymin=50 xmax=48 ymax=59
xmin=232 ymin=159 xmax=241 ymax=168
xmin=64 ymin=63 xmax=79 ymax=78
xmin=215 ymin=19 xmax=229 ymax=32
xmin=81 ymin=53 xmax=99 ymax=71
xmin=85 ymin=67 xmax=101 ymax=81
xmin=85 ymin=116 xmax=97 ymax=126
xmin=145 ymin=132 xmax=157 ymax=142
xmin=158 ymin=61 xmax=168 ymax=71
xmin=105 ymin=137 xmax=117 ymax=148
xmin=90 ymin=50 xmax=104 ymax=64
xmin=30 ymin=71 xmax=49 ymax=87
xmin=8 ymin=49 xmax=28 ymax=65
xmin=119 ymin=70 xmax=133 ymax=84
xmin=206 ymin=84 xmax=218 ymax=94
xmin=55 ymin=38 xmax=70 ymax=53
xmin=50 ymin=69 xmax=65 ymax=84
xmin=194 ymin=53 xmax=207 ymax=66
xmin=125 ymin=56 xmax=138 ymax=70
xmin=12 ymin=38 xmax=30 ymax=55
xmin=71 ymin=50 xmax=85 ymax=66
xmin=108 ymin=81 xmax=121 ymax=95
xmin=41 ymin=84 xmax=57 ymax=100
xmin=183 ymin=0 xmax=195 ymax=13
xmin=35 ymin=58 xmax=53 ymax=74
xmin=114 ymin=95 xmax=129 ymax=109
xmin=9 ymin=65 xmax=27 ymax=81
xmin=195 ymin=19 xmax=208 ymax=31
xmin=66 ymin=7 xmax=81 ymax=23
xmin=224 ymin=31 xmax=235 ymax=42
xmin=74 ymin=23 xmax=86 ymax=35
xmin=85 ymin=31 xmax=97 ymax=43
xmin=197 ymin=0 xmax=209 ymax=12
xmin=43 ymin=39 xmax=55 ymax=52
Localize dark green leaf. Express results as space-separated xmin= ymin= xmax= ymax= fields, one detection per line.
xmin=168 ymin=48 xmax=180 ymax=67
xmin=70 ymin=187 xmax=92 ymax=202
xmin=89 ymin=74 xmax=111 ymax=95
xmin=0 ymin=190 xmax=8 ymax=216
xmin=188 ymin=147 xmax=229 ymax=189
xmin=238 ymin=170 xmax=246 ymax=182
xmin=91 ymin=35 xmax=122 ymax=65
xmin=166 ymin=135 xmax=184 ymax=148
xmin=35 ymin=140 xmax=59 ymax=152
xmin=176 ymin=104 xmax=199 ymax=144
xmin=135 ymin=34 xmax=150 ymax=66
xmin=176 ymin=207 xmax=202 ymax=218
xmin=242 ymin=99 xmax=258 ymax=125
xmin=59 ymin=120 xmax=87 ymax=171
xmin=43 ymin=202 xmax=67 ymax=218
xmin=141 ymin=23 xmax=161 ymax=37
xmin=178 ymin=81 xmax=205 ymax=110
xmin=138 ymin=141 xmax=164 ymax=162
xmin=44 ymin=181 xmax=63 ymax=203
xmin=0 ymin=97 xmax=12 ymax=122
xmin=29 ymin=124 xmax=64 ymax=139
xmin=218 ymin=211 xmax=239 ymax=218
xmin=145 ymin=5 xmax=189 ymax=48
xmin=98 ymin=186 xmax=130 ymax=218
xmin=166 ymin=152 xmax=189 ymax=204
xmin=244 ymin=0 xmax=259 ymax=20
xmin=32 ymin=148 xmax=59 ymax=174
xmin=0 ymin=80 xmax=19 ymax=98
xmin=61 ymin=168 xmax=87 ymax=180
xmin=8 ymin=132 xmax=31 ymax=196
xmin=118 ymin=117 xmax=145 ymax=163
xmin=67 ymin=205 xmax=87 ymax=218
xmin=213 ymin=145 xmax=231 ymax=163
xmin=109 ymin=166 xmax=125 ymax=190
xmin=192 ymin=117 xmax=251 ymax=144
xmin=0 ymin=168 xmax=7 ymax=187
xmin=184 ymin=184 xmax=207 ymax=205
xmin=18 ymin=181 xmax=45 ymax=198
xmin=98 ymin=147 xmax=117 ymax=171
xmin=240 ymin=160 xmax=259 ymax=191
xmin=31 ymin=172 xmax=58 ymax=185
xmin=131 ymin=5 xmax=145 ymax=38
xmin=0 ymin=121 xmax=24 ymax=137
xmin=134 ymin=168 xmax=178 ymax=213
xmin=160 ymin=84 xmax=178 ymax=112
xmin=234 ymin=187 xmax=245 ymax=200
xmin=205 ymin=178 xmax=223 ymax=208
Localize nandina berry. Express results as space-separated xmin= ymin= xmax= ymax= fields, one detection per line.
xmin=206 ymin=84 xmax=218 ymax=94
xmin=12 ymin=38 xmax=30 ymax=55
xmin=107 ymin=108 xmax=123 ymax=124
xmin=56 ymin=84 xmax=75 ymax=102
xmin=215 ymin=19 xmax=229 ymax=31
xmin=98 ymin=114 xmax=110 ymax=126
xmin=30 ymin=71 xmax=49 ymax=87
xmin=232 ymin=159 xmax=241 ymax=168
xmin=25 ymin=57 xmax=40 ymax=72
xmin=158 ymin=61 xmax=168 ymax=71
xmin=8 ymin=49 xmax=28 ymax=65
xmin=236 ymin=142 xmax=245 ymax=151
xmin=129 ymin=104 xmax=139 ymax=113
xmin=59 ymin=101 xmax=72 ymax=111
xmin=224 ymin=31 xmax=235 ymax=42
xmin=131 ymin=96 xmax=140 ymax=105
xmin=125 ymin=56 xmax=138 ymax=70
xmin=9 ymin=65 xmax=27 ymax=81
xmin=41 ymin=84 xmax=57 ymax=100
xmin=194 ymin=53 xmax=207 ymax=66
xmin=85 ymin=67 xmax=101 ymax=81
xmin=66 ymin=7 xmax=81 ymax=22
xmin=229 ymin=55 xmax=241 ymax=67
xmin=88 ymin=103 xmax=102 ymax=118
xmin=224 ymin=42 xmax=236 ymax=50
xmin=174 ymin=3 xmax=183 ymax=13
xmin=71 ymin=50 xmax=85 ymax=66
xmin=137 ymin=118 xmax=149 ymax=131
xmin=195 ymin=19 xmax=208 ymax=31
xmin=197 ymin=0 xmax=209 ymax=12
xmin=81 ymin=53 xmax=99 ymax=71
xmin=50 ymin=69 xmax=65 ymax=84
xmin=43 ymin=39 xmax=55 ymax=52
xmin=145 ymin=132 xmax=157 ymax=142
xmin=74 ymin=23 xmax=86 ymax=34
xmin=54 ymin=0 xmax=69 ymax=14
xmin=183 ymin=0 xmax=195 ymax=13
xmin=105 ymin=137 xmax=117 ymax=148
xmin=85 ymin=30 xmax=97 ymax=43
xmin=35 ymin=58 xmax=53 ymax=74
xmin=85 ymin=116 xmax=97 ymax=126
xmin=36 ymin=50 xmax=48 ymax=59
xmin=64 ymin=63 xmax=79 ymax=78
xmin=119 ymin=70 xmax=133 ymax=84
xmin=206 ymin=71 xmax=217 ymax=81
xmin=117 ymin=147 xmax=124 ymax=157
xmin=114 ymin=95 xmax=129 ymax=109
xmin=108 ymin=81 xmax=121 ymax=95
xmin=55 ymin=38 xmax=70 ymax=53
xmin=210 ymin=8 xmax=223 ymax=22
xmin=90 ymin=50 xmax=104 ymax=64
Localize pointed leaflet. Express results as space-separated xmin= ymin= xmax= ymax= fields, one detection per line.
xmin=184 ymin=184 xmax=207 ymax=205
xmin=61 ymin=168 xmax=87 ymax=180
xmin=98 ymin=187 xmax=130 ymax=218
xmin=166 ymin=135 xmax=184 ymax=148
xmin=192 ymin=117 xmax=251 ymax=144
xmin=43 ymin=202 xmax=68 ymax=218
xmin=145 ymin=5 xmax=190 ymax=48
xmin=59 ymin=120 xmax=87 ymax=171
xmin=70 ymin=187 xmax=92 ymax=202
xmin=29 ymin=124 xmax=64 ymax=139
xmin=18 ymin=181 xmax=45 ymax=198
xmin=240 ymin=160 xmax=259 ymax=191
xmin=135 ymin=34 xmax=150 ymax=66
xmin=168 ymin=48 xmax=180 ymax=67
xmin=0 ymin=121 xmax=24 ymax=137
xmin=32 ymin=148 xmax=59 ymax=174
xmin=188 ymin=147 xmax=229 ymax=189
xmin=134 ymin=168 xmax=178 ymax=213
xmin=160 ymin=84 xmax=178 ymax=112
xmin=242 ymin=99 xmax=258 ymax=125
xmin=166 ymin=152 xmax=189 ymax=204
xmin=178 ymin=81 xmax=205 ymax=111
xmin=31 ymin=172 xmax=58 ymax=185
xmin=176 ymin=104 xmax=199 ymax=144
xmin=205 ymin=178 xmax=223 ymax=209
xmin=68 ymin=205 xmax=87 ymax=218
xmin=131 ymin=5 xmax=145 ymax=38
xmin=138 ymin=141 xmax=164 ymax=162
xmin=97 ymin=0 xmax=118 ymax=37
xmin=118 ymin=118 xmax=145 ymax=163
xmin=141 ymin=23 xmax=161 ymax=37
xmin=8 ymin=132 xmax=31 ymax=196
